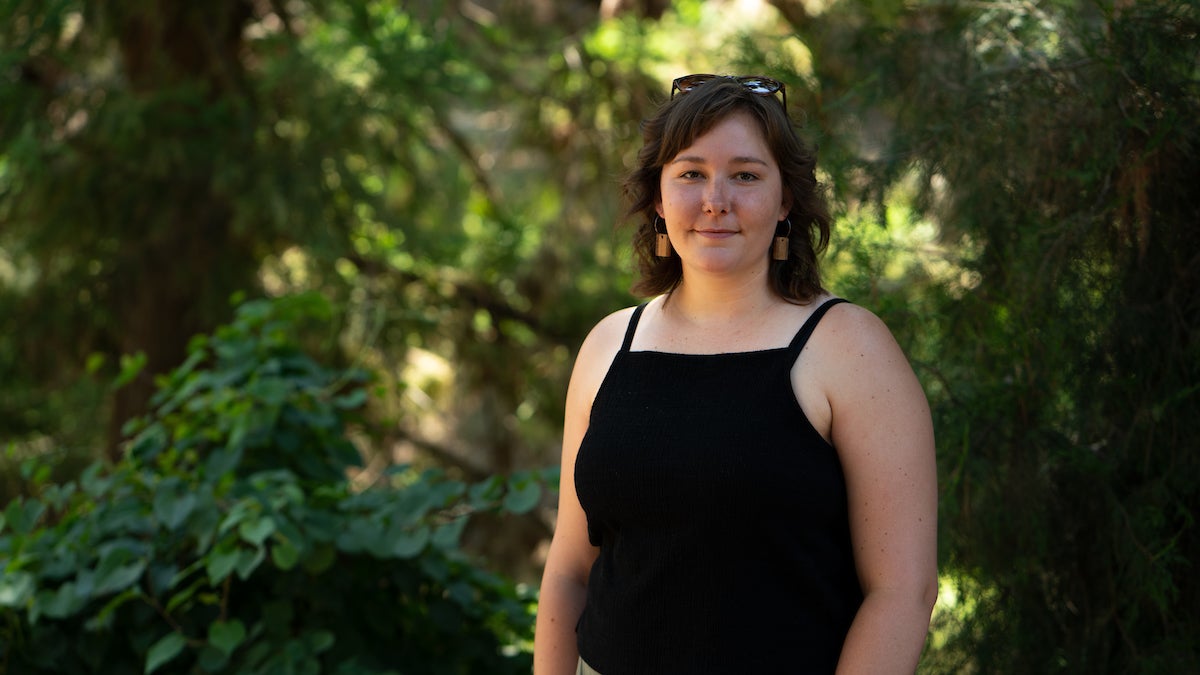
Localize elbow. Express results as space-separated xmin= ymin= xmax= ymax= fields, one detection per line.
xmin=860 ymin=571 xmax=939 ymax=623
xmin=912 ymin=569 xmax=938 ymax=626
xmin=922 ymin=573 xmax=938 ymax=617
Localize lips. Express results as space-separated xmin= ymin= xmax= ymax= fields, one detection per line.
xmin=695 ymin=229 xmax=738 ymax=238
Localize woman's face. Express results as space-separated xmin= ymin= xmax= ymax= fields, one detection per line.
xmin=656 ymin=111 xmax=790 ymax=280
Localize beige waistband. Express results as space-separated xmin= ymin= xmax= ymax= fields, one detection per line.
xmin=577 ymin=656 xmax=602 ymax=675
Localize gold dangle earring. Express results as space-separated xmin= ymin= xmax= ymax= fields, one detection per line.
xmin=772 ymin=218 xmax=791 ymax=261
xmin=654 ymin=217 xmax=672 ymax=258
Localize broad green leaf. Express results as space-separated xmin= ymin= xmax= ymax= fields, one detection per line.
xmin=431 ymin=517 xmax=468 ymax=550
xmin=41 ymin=482 xmax=77 ymax=510
xmin=154 ymin=490 xmax=197 ymax=530
xmin=93 ymin=559 xmax=147 ymax=595
xmin=427 ymin=479 xmax=467 ymax=507
xmin=446 ymin=580 xmax=476 ymax=607
xmin=114 ymin=351 xmax=148 ymax=389
xmin=271 ymin=539 xmax=300 ymax=570
xmin=197 ymin=645 xmax=229 ymax=673
xmin=391 ymin=525 xmax=430 ymax=559
xmin=467 ymin=475 xmax=504 ymax=507
xmin=247 ymin=377 xmax=289 ymax=407
xmin=238 ymin=516 xmax=276 ymax=546
xmin=502 ymin=480 xmax=541 ymax=515
xmin=208 ymin=619 xmax=247 ymax=656
xmin=92 ymin=544 xmax=148 ymax=595
xmin=146 ymin=562 xmax=178 ymax=596
xmin=0 ymin=571 xmax=34 ymax=607
xmin=30 ymin=463 xmax=51 ymax=487
xmin=79 ymin=464 xmax=111 ymax=498
xmin=218 ymin=500 xmax=256 ymax=535
xmin=332 ymin=388 xmax=367 ymax=409
xmin=205 ymin=446 xmax=244 ymax=477
xmin=235 ymin=546 xmax=265 ymax=579
xmin=127 ymin=425 xmax=169 ymax=463
xmin=302 ymin=544 xmax=336 ymax=574
xmin=336 ymin=517 xmax=382 ymax=554
xmin=4 ymin=498 xmax=45 ymax=535
xmin=306 ymin=629 xmax=335 ymax=653
xmin=37 ymin=581 xmax=88 ymax=619
xmin=145 ymin=632 xmax=186 ymax=675
xmin=205 ymin=543 xmax=240 ymax=584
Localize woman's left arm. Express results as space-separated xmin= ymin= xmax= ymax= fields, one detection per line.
xmin=819 ymin=305 xmax=939 ymax=675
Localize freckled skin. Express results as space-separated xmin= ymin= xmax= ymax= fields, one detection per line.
xmin=655 ymin=112 xmax=791 ymax=281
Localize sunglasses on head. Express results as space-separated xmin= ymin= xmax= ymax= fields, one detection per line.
xmin=670 ymin=74 xmax=787 ymax=111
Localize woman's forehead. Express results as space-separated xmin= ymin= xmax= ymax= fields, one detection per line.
xmin=671 ymin=113 xmax=772 ymax=158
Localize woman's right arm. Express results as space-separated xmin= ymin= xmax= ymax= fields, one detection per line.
xmin=533 ymin=309 xmax=631 ymax=675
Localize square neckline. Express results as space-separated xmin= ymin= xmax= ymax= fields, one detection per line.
xmin=620 ymin=297 xmax=848 ymax=358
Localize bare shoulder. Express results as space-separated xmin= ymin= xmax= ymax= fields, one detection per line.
xmin=811 ymin=297 xmax=912 ymax=369
xmin=807 ymin=301 xmax=926 ymax=411
xmin=808 ymin=301 xmax=932 ymax=450
xmin=567 ymin=304 xmax=641 ymax=406
xmin=813 ymin=301 xmax=904 ymax=358
xmin=576 ymin=305 xmax=638 ymax=367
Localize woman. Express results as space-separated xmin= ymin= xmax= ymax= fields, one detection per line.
xmin=534 ymin=74 xmax=938 ymax=675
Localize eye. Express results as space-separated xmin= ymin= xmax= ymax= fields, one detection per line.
xmin=679 ymin=170 xmax=704 ymax=179
xmin=735 ymin=171 xmax=760 ymax=181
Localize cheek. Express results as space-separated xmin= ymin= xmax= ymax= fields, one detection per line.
xmin=660 ymin=193 xmax=682 ymax=214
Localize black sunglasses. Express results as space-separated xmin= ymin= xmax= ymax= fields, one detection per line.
xmin=670 ymin=74 xmax=787 ymax=111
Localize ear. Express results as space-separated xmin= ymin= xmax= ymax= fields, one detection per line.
xmin=777 ymin=191 xmax=793 ymax=222
xmin=655 ymin=196 xmax=665 ymax=219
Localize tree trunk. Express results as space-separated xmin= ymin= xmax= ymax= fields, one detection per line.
xmin=102 ymin=0 xmax=258 ymax=457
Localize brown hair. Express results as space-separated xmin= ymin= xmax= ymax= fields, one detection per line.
xmin=623 ymin=77 xmax=831 ymax=302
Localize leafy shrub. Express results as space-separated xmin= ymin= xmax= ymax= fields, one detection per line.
xmin=0 ymin=293 xmax=549 ymax=674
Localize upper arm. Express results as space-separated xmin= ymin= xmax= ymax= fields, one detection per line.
xmin=816 ymin=305 xmax=938 ymax=601
xmin=541 ymin=308 xmax=634 ymax=584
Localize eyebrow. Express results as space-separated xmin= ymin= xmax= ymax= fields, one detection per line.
xmin=669 ymin=155 xmax=770 ymax=166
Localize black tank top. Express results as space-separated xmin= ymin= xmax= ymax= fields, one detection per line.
xmin=574 ymin=298 xmax=862 ymax=674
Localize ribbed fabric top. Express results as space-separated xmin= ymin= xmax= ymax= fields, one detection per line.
xmin=574 ymin=298 xmax=862 ymax=674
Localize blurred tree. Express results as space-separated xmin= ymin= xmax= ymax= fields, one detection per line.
xmin=0 ymin=0 xmax=647 ymax=581
xmin=2 ymin=2 xmax=263 ymax=455
xmin=3 ymin=0 xmax=1197 ymax=670
xmin=0 ymin=0 xmax=628 ymax=463
xmin=764 ymin=0 xmax=1199 ymax=671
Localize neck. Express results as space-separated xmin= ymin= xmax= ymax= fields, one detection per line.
xmin=666 ymin=271 xmax=779 ymax=323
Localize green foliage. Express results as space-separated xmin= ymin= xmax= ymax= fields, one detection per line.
xmin=767 ymin=1 xmax=1200 ymax=672
xmin=2 ymin=0 xmax=1197 ymax=671
xmin=0 ymin=294 xmax=547 ymax=674
xmin=0 ymin=0 xmax=622 ymax=582
xmin=124 ymin=292 xmax=363 ymax=485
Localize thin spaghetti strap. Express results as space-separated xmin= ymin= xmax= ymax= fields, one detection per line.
xmin=786 ymin=298 xmax=849 ymax=355
xmin=620 ymin=303 xmax=649 ymax=352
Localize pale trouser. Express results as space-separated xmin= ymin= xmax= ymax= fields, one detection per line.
xmin=577 ymin=657 xmax=601 ymax=675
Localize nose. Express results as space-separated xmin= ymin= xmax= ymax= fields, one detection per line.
xmin=703 ymin=180 xmax=729 ymax=214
